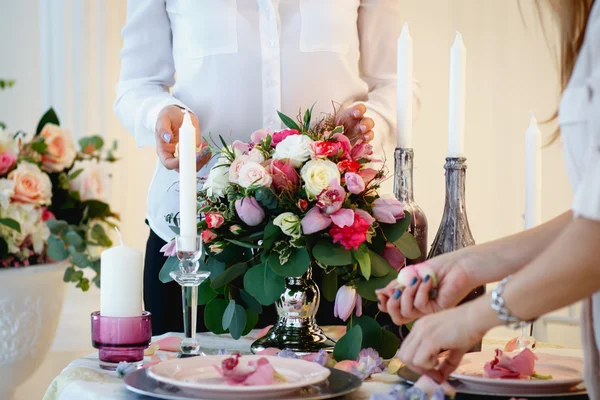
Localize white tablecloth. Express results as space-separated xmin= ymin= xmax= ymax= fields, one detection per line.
xmin=43 ymin=331 xmax=584 ymax=400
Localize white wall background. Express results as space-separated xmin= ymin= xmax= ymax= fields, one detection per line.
xmin=0 ymin=0 xmax=580 ymax=357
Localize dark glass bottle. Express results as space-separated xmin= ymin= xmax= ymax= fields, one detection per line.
xmin=428 ymin=157 xmax=485 ymax=352
xmin=394 ymin=148 xmax=428 ymax=265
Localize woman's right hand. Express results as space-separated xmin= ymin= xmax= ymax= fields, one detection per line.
xmin=155 ymin=105 xmax=211 ymax=171
xmin=375 ymin=250 xmax=477 ymax=326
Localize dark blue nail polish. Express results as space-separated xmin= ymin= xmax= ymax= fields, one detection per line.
xmin=393 ymin=289 xmax=402 ymax=300
xmin=423 ymin=275 xmax=430 ymax=283
xmin=196 ymin=154 xmax=202 ymax=162
xmin=410 ymin=277 xmax=418 ymax=286
xmin=163 ymin=132 xmax=171 ymax=143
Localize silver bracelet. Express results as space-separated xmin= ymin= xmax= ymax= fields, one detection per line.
xmin=491 ymin=275 xmax=535 ymax=329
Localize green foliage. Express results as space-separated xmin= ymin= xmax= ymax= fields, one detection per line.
xmin=197 ymin=279 xmax=218 ymax=305
xmin=394 ymin=232 xmax=421 ymax=260
xmin=0 ymin=238 xmax=8 ymax=259
xmin=381 ymin=211 xmax=411 ymax=243
xmin=355 ymin=270 xmax=397 ymax=302
xmin=322 ymin=270 xmax=338 ymax=302
xmin=0 ymin=79 xmax=16 ymax=89
xmin=277 ymin=111 xmax=301 ymax=131
xmin=243 ymin=263 xmax=286 ymax=306
xmin=35 ymin=108 xmax=60 ymax=135
xmin=267 ymin=247 xmax=310 ymax=277
xmin=369 ymin=250 xmax=396 ymax=278
xmin=159 ymin=257 xmax=179 ymax=283
xmin=262 ymin=220 xmax=280 ymax=251
xmin=78 ymin=136 xmax=104 ymax=152
xmin=0 ymin=218 xmax=20 ymax=233
xmin=254 ymin=187 xmax=278 ymax=210
xmin=242 ymin=310 xmax=259 ymax=336
xmin=224 ymin=239 xmax=262 ymax=249
xmin=352 ymin=245 xmax=371 ymax=280
xmin=348 ymin=315 xmax=382 ymax=350
xmin=48 ymin=235 xmax=69 ymax=261
xmin=312 ymin=241 xmax=354 ymax=266
xmin=204 ymin=298 xmax=229 ymax=334
xmin=240 ymin=289 xmax=262 ymax=314
xmin=334 ymin=325 xmax=363 ymax=361
xmin=90 ymin=224 xmax=112 ymax=247
xmin=379 ymin=330 xmax=400 ymax=359
xmin=210 ymin=262 xmax=247 ymax=289
xmin=222 ymin=300 xmax=247 ymax=339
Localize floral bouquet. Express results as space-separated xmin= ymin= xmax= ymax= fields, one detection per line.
xmin=161 ymin=106 xmax=420 ymax=360
xmin=0 ymin=88 xmax=119 ymax=290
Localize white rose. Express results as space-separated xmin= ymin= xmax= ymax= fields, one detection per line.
xmin=274 ymin=212 xmax=302 ymax=238
xmin=273 ymin=134 xmax=314 ymax=168
xmin=247 ymin=148 xmax=266 ymax=163
xmin=238 ymin=161 xmax=272 ymax=188
xmin=203 ymin=157 xmax=230 ymax=198
xmin=0 ymin=178 xmax=15 ymax=209
xmin=0 ymin=203 xmax=48 ymax=256
xmin=39 ymin=123 xmax=76 ymax=172
xmin=300 ymin=159 xmax=341 ymax=199
xmin=0 ymin=129 xmax=19 ymax=154
xmin=69 ymin=160 xmax=109 ymax=202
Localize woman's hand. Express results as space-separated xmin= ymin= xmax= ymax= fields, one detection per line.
xmin=155 ymin=105 xmax=211 ymax=171
xmin=335 ymin=104 xmax=375 ymax=144
xmin=397 ymin=303 xmax=490 ymax=382
xmin=376 ymin=250 xmax=476 ymax=326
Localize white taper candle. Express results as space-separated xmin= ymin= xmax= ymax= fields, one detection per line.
xmin=448 ymin=32 xmax=467 ymax=157
xmin=179 ymin=110 xmax=198 ymax=250
xmin=525 ymin=112 xmax=542 ymax=229
xmin=397 ymin=22 xmax=413 ymax=149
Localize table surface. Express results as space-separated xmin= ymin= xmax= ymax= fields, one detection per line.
xmin=43 ymin=329 xmax=585 ymax=400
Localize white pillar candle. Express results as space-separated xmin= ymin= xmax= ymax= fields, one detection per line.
xmin=525 ymin=113 xmax=542 ymax=229
xmin=179 ymin=110 xmax=198 ymax=251
xmin=448 ymin=32 xmax=467 ymax=157
xmin=100 ymin=231 xmax=143 ymax=317
xmin=397 ymin=23 xmax=413 ymax=149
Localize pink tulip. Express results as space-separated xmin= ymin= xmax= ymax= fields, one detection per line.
xmin=235 ymin=197 xmax=265 ymax=226
xmin=333 ymin=133 xmax=351 ymax=159
xmin=266 ymin=159 xmax=298 ymax=192
xmin=160 ymin=240 xmax=177 ymax=257
xmin=381 ymin=243 xmax=405 ymax=271
xmin=301 ymin=207 xmax=332 ymax=235
xmin=372 ymin=197 xmax=405 ymax=224
xmin=344 ymin=172 xmax=365 ymax=194
xmin=333 ymin=285 xmax=362 ymax=321
xmin=272 ymin=129 xmax=300 ymax=146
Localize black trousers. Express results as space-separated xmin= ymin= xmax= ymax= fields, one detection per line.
xmin=144 ymin=229 xmax=394 ymax=335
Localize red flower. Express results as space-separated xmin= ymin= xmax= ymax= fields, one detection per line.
xmin=41 ymin=207 xmax=55 ymax=222
xmin=205 ymin=212 xmax=225 ymax=229
xmin=297 ymin=199 xmax=308 ymax=212
xmin=312 ymin=141 xmax=341 ymax=158
xmin=329 ymin=212 xmax=370 ymax=250
xmin=337 ymin=159 xmax=361 ymax=174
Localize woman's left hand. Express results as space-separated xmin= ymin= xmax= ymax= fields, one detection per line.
xmin=336 ymin=104 xmax=375 ymax=144
xmin=397 ymin=303 xmax=488 ymax=383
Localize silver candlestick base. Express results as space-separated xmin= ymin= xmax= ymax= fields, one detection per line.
xmin=170 ymin=236 xmax=210 ymax=357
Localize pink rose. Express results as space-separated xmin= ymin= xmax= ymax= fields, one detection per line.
xmin=68 ymin=160 xmax=108 ymax=202
xmin=344 ymin=172 xmax=365 ymax=194
xmin=372 ymin=197 xmax=405 ymax=224
xmin=201 ymin=230 xmax=218 ymax=243
xmin=271 ymin=129 xmax=300 ymax=146
xmin=229 ymin=155 xmax=249 ymax=184
xmin=238 ymin=161 xmax=272 ymax=189
xmin=160 ymin=240 xmax=177 ymax=257
xmin=250 ymin=128 xmax=273 ymax=144
xmin=0 ymin=151 xmax=17 ymax=176
xmin=9 ymin=161 xmax=52 ymax=205
xmin=333 ymin=285 xmax=362 ymax=322
xmin=381 ymin=243 xmax=406 ymax=271
xmin=311 ymin=140 xmax=341 ymax=158
xmin=235 ymin=197 xmax=265 ymax=226
xmin=266 ymin=159 xmax=298 ymax=192
xmin=205 ymin=212 xmax=225 ymax=229
xmin=39 ymin=123 xmax=76 ymax=172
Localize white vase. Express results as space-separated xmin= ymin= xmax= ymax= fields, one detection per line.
xmin=0 ymin=262 xmax=68 ymax=400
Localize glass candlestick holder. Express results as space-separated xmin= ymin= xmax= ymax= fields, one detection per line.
xmin=170 ymin=236 xmax=210 ymax=357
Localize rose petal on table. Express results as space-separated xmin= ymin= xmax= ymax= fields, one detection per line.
xmin=244 ymin=358 xmax=277 ymax=386
xmin=256 ymin=347 xmax=280 ymax=356
xmin=255 ymin=325 xmax=274 ymax=339
xmin=334 ymin=360 xmax=359 ymax=373
xmin=144 ymin=343 xmax=160 ymax=356
xmin=413 ymin=375 xmax=457 ymax=399
xmin=484 ymin=348 xmax=537 ymax=378
xmin=154 ymin=336 xmax=182 ymax=352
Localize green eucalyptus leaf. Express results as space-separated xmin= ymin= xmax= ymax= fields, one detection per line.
xmin=229 ymin=304 xmax=247 ymax=340
xmin=378 ymin=329 xmax=400 ymax=359
xmin=268 ymin=247 xmax=310 ymax=277
xmin=352 ymin=245 xmax=371 ymax=280
xmin=322 ymin=270 xmax=338 ymax=302
xmin=244 ymin=263 xmax=285 ymax=306
xmin=333 ymin=325 xmax=363 ymax=361
xmin=210 ymin=263 xmax=247 ymax=289
xmin=197 ymin=279 xmax=218 ymax=305
xmin=201 ymin=257 xmax=226 ymax=278
xmin=394 ymin=232 xmax=421 ymax=260
xmin=242 ymin=310 xmax=259 ymax=336
xmin=71 ymin=253 xmax=90 ymax=269
xmin=224 ymin=239 xmax=263 ymax=249
xmin=240 ymin=289 xmax=263 ymax=314
xmin=48 ymin=236 xmax=69 ymax=261
xmin=63 ymin=266 xmax=75 ymax=282
xmin=159 ymin=257 xmax=179 ymax=283
xmin=47 ymin=219 xmax=68 ymax=235
xmin=369 ymin=250 xmax=396 ymax=278
xmin=64 ymin=231 xmax=83 ymax=247
xmin=90 ymin=224 xmax=112 ymax=247
xmin=204 ymin=298 xmax=229 ymax=334
xmin=355 ymin=270 xmax=397 ymax=302
xmin=348 ymin=315 xmax=382 ymax=350
xmin=222 ymin=300 xmax=236 ymax=330
xmin=263 ymin=220 xmax=280 ymax=251
xmin=0 ymin=218 xmax=20 ymax=233
xmin=381 ymin=211 xmax=411 ymax=243
xmin=312 ymin=241 xmax=353 ymax=266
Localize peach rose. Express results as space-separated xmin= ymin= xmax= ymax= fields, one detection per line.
xmin=40 ymin=123 xmax=76 ymax=172
xmin=9 ymin=161 xmax=52 ymax=205
xmin=68 ymin=160 xmax=108 ymax=202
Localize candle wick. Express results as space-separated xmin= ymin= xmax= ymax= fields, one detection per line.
xmin=115 ymin=227 xmax=124 ymax=246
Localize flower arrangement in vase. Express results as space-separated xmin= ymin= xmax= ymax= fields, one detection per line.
xmin=161 ymin=106 xmax=420 ymax=360
xmin=0 ymin=81 xmax=119 ymax=290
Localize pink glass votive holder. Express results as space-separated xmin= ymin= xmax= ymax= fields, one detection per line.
xmin=91 ymin=311 xmax=152 ymax=370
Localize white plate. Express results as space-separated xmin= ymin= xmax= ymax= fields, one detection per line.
xmin=450 ymin=351 xmax=584 ymax=395
xmin=148 ymin=355 xmax=331 ymax=399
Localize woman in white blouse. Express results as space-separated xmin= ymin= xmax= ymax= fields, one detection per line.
xmin=377 ymin=0 xmax=600 ymax=396
xmin=115 ymin=0 xmax=404 ymax=335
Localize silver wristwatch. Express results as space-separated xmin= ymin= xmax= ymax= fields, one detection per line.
xmin=491 ymin=275 xmax=535 ymax=329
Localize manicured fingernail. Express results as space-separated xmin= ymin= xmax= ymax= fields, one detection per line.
xmin=363 ymin=134 xmax=370 ymax=141
xmin=393 ymin=289 xmax=402 ymax=300
xmin=423 ymin=275 xmax=430 ymax=283
xmin=429 ymin=288 xmax=438 ymax=299
xmin=163 ymin=132 xmax=171 ymax=143
xmin=353 ymin=110 xmax=361 ymax=118
xmin=360 ymin=125 xmax=367 ymax=133
xmin=410 ymin=277 xmax=418 ymax=286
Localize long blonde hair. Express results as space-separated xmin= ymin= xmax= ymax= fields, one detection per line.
xmin=534 ymin=0 xmax=594 ymax=141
